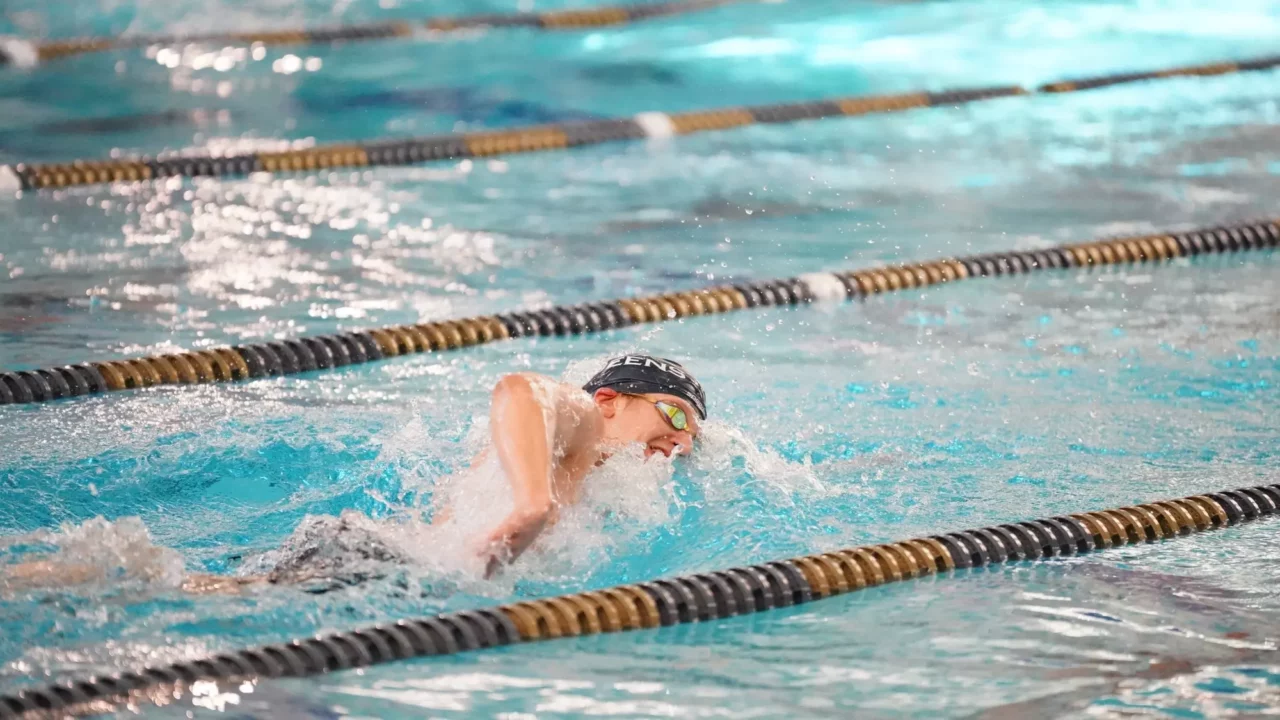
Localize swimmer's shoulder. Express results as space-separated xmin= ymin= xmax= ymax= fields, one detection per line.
xmin=494 ymin=371 xmax=569 ymax=390
xmin=493 ymin=372 xmax=600 ymax=429
xmin=497 ymin=372 xmax=590 ymax=402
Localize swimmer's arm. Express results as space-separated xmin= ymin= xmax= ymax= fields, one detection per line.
xmin=489 ymin=374 xmax=556 ymax=512
xmin=482 ymin=374 xmax=558 ymax=573
xmin=1 ymin=559 xmax=105 ymax=589
xmin=2 ymin=562 xmax=259 ymax=595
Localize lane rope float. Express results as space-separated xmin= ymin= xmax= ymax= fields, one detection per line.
xmin=0 ymin=218 xmax=1275 ymax=407
xmin=2 ymin=54 xmax=1278 ymax=192
xmin=0 ymin=0 xmax=735 ymax=69
xmin=2 ymin=483 xmax=1276 ymax=719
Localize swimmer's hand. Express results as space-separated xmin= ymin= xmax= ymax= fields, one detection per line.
xmin=181 ymin=573 xmax=266 ymax=595
xmin=480 ymin=504 xmax=552 ymax=578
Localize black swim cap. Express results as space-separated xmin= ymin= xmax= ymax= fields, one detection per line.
xmin=583 ymin=355 xmax=707 ymax=420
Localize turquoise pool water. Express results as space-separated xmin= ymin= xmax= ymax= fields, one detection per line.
xmin=2 ymin=0 xmax=1279 ymax=716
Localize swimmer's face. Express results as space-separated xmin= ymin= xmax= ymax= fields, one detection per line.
xmin=593 ymin=389 xmax=700 ymax=458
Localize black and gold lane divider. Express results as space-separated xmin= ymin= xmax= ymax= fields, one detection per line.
xmin=4 ymin=54 xmax=1279 ymax=192
xmin=3 ymin=485 xmax=1278 ymax=718
xmin=0 ymin=0 xmax=734 ymax=69
xmin=1 ymin=218 xmax=1277 ymax=407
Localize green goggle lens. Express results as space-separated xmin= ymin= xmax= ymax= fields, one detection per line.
xmin=654 ymin=401 xmax=688 ymax=431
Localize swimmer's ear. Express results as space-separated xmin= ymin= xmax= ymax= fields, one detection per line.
xmin=593 ymin=387 xmax=622 ymax=418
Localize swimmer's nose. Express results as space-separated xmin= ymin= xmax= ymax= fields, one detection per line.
xmin=672 ymin=431 xmax=694 ymax=454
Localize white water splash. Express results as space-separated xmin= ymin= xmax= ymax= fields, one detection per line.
xmin=229 ymin=436 xmax=680 ymax=595
xmin=0 ymin=516 xmax=185 ymax=592
xmin=692 ymin=421 xmax=827 ymax=503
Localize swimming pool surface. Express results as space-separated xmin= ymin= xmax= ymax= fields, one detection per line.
xmin=1 ymin=0 xmax=1279 ymax=716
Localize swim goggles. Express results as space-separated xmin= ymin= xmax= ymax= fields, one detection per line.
xmin=633 ymin=396 xmax=691 ymax=433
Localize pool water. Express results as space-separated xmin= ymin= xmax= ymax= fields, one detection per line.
xmin=1 ymin=0 xmax=1279 ymax=716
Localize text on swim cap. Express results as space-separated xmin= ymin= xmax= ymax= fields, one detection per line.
xmin=604 ymin=355 xmax=689 ymax=380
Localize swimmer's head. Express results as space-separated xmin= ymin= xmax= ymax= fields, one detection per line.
xmin=584 ymin=355 xmax=706 ymax=458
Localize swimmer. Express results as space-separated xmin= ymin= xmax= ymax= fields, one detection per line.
xmin=473 ymin=353 xmax=705 ymax=576
xmin=2 ymin=354 xmax=705 ymax=591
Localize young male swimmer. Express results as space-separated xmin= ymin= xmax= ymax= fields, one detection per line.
xmin=2 ymin=354 xmax=705 ymax=590
xmin=469 ymin=354 xmax=705 ymax=576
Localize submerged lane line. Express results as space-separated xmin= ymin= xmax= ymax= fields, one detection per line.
xmin=2 ymin=484 xmax=1276 ymax=718
xmin=0 ymin=0 xmax=737 ymax=68
xmin=0 ymin=218 xmax=1275 ymax=406
xmin=4 ymin=54 xmax=1280 ymax=191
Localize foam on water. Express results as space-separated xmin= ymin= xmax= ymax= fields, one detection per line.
xmin=0 ymin=516 xmax=185 ymax=593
